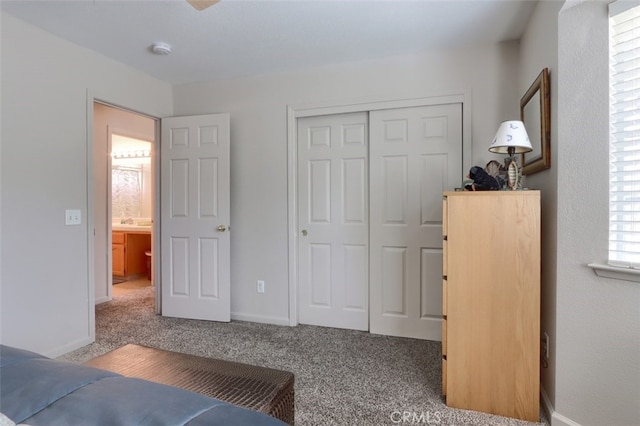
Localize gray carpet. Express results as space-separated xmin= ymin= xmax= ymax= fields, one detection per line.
xmin=58 ymin=286 xmax=549 ymax=426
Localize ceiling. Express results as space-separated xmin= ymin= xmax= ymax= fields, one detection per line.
xmin=0 ymin=0 xmax=539 ymax=86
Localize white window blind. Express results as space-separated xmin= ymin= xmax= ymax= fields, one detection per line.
xmin=609 ymin=0 xmax=640 ymax=267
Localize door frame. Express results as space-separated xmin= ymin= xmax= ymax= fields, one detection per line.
xmin=105 ymin=125 xmax=155 ymax=300
xmin=86 ymin=92 xmax=163 ymax=338
xmin=286 ymin=91 xmax=473 ymax=326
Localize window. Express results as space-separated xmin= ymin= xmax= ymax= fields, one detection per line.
xmin=609 ymin=0 xmax=640 ymax=268
xmin=112 ymin=165 xmax=143 ymax=219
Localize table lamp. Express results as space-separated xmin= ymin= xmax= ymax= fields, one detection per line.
xmin=488 ymin=120 xmax=533 ymax=190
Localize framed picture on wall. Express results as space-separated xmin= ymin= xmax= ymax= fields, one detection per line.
xmin=520 ymin=68 xmax=551 ymax=175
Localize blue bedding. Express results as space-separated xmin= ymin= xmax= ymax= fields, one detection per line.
xmin=0 ymin=345 xmax=286 ymax=425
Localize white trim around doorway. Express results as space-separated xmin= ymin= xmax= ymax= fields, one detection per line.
xmin=86 ymin=90 xmax=163 ymax=345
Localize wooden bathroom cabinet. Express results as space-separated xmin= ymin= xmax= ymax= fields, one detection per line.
xmin=112 ymin=232 xmax=126 ymax=276
xmin=112 ymin=230 xmax=151 ymax=278
xmin=441 ymin=191 xmax=540 ymax=422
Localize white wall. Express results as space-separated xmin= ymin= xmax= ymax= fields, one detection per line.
xmin=555 ymin=1 xmax=640 ymax=425
xmin=519 ymin=3 xmax=640 ymax=424
xmin=518 ymin=0 xmax=563 ymax=416
xmin=0 ymin=5 xmax=521 ymax=354
xmin=0 ymin=12 xmax=172 ymax=356
xmin=3 ymin=3 xmax=638 ymax=422
xmin=173 ymin=43 xmax=521 ymax=324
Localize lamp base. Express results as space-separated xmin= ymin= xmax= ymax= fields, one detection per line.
xmin=504 ymin=155 xmax=524 ymax=190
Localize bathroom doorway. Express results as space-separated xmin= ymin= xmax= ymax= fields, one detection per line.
xmin=93 ymin=102 xmax=158 ymax=305
xmin=111 ymin=135 xmax=153 ymax=287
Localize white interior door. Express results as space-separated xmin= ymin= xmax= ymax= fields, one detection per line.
xmin=369 ymin=104 xmax=462 ymax=340
xmin=160 ymin=113 xmax=231 ymax=321
xmin=298 ymin=112 xmax=369 ymax=331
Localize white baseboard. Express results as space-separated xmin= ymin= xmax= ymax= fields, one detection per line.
xmin=43 ymin=336 xmax=94 ymax=359
xmin=231 ymin=312 xmax=290 ymax=326
xmin=541 ymin=386 xmax=582 ymax=426
xmin=95 ymin=296 xmax=110 ymax=304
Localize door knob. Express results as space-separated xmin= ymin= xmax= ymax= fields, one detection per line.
xmin=301 ymin=229 xmax=308 ymax=236
xmin=217 ymin=225 xmax=226 ymax=232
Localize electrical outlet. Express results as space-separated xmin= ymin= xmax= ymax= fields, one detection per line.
xmin=542 ymin=332 xmax=550 ymax=359
xmin=257 ymin=280 xmax=265 ymax=294
xmin=65 ymin=209 xmax=81 ymax=225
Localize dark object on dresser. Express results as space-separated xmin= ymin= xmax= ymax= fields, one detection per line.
xmin=466 ymin=166 xmax=503 ymax=191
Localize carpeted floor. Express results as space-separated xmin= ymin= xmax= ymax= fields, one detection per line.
xmin=58 ymin=285 xmax=549 ymax=426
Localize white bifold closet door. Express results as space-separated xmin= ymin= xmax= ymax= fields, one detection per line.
xmin=298 ymin=103 xmax=462 ymax=340
xmin=369 ymin=104 xmax=462 ymax=340
xmin=297 ymin=112 xmax=370 ymax=331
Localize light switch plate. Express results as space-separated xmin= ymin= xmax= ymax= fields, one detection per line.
xmin=65 ymin=209 xmax=81 ymax=225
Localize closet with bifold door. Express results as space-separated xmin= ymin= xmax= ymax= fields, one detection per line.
xmin=297 ymin=102 xmax=462 ymax=340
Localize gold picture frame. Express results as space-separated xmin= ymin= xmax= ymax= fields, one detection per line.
xmin=520 ymin=68 xmax=551 ymax=175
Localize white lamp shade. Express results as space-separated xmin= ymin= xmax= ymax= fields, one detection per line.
xmin=488 ymin=120 xmax=533 ymax=154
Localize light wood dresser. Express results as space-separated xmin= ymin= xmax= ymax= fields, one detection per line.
xmin=441 ymin=190 xmax=540 ymax=422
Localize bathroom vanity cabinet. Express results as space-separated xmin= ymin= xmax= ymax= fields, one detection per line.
xmin=112 ymin=232 xmax=126 ymax=276
xmin=112 ymin=230 xmax=151 ymax=278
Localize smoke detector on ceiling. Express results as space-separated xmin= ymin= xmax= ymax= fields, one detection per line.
xmin=151 ymin=42 xmax=172 ymax=55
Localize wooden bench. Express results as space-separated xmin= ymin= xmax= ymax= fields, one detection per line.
xmin=84 ymin=344 xmax=294 ymax=425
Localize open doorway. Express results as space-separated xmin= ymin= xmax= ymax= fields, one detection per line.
xmin=111 ymin=134 xmax=152 ymax=294
xmin=93 ymin=102 xmax=158 ymax=306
